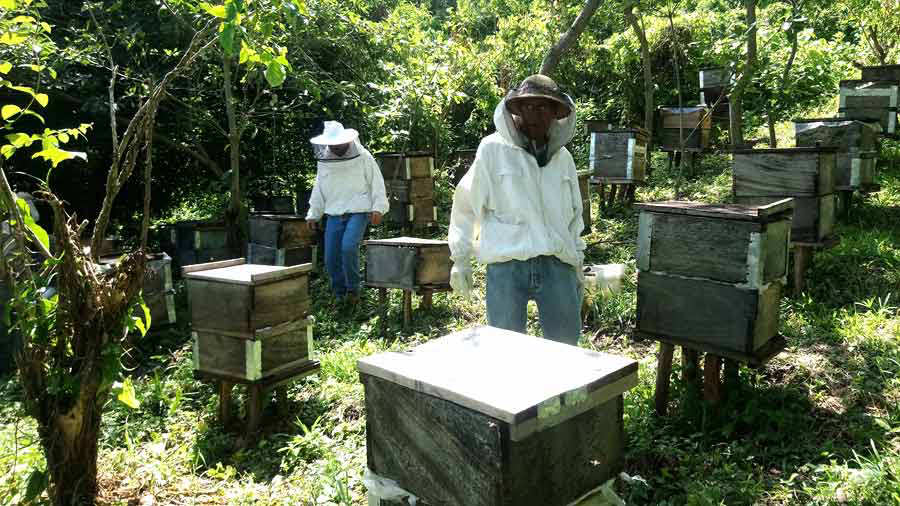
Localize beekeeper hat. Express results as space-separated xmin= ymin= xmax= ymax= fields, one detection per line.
xmin=310 ymin=121 xmax=359 ymax=146
xmin=505 ymin=74 xmax=572 ymax=119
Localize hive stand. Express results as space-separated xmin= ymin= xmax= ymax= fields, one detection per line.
xmin=790 ymin=235 xmax=840 ymax=294
xmin=363 ymin=238 xmax=452 ymax=329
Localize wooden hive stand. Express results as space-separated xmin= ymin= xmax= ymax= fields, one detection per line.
xmin=358 ymin=326 xmax=638 ymax=506
xmin=362 ymin=237 xmax=452 ymax=328
xmin=632 ymin=200 xmax=792 ymax=414
xmin=183 ymin=259 xmax=320 ymax=435
xmin=586 ymin=122 xmax=649 ymax=209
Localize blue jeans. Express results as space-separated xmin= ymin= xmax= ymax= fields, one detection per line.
xmin=486 ymin=256 xmax=582 ymax=346
xmin=324 ymin=213 xmax=369 ymax=298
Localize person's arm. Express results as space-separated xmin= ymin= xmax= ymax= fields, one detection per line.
xmin=449 ymin=146 xmax=488 ymax=263
xmin=305 ymin=171 xmax=326 ymax=227
xmin=368 ymin=154 xmax=389 ymax=221
xmin=567 ymin=158 xmax=586 ymax=265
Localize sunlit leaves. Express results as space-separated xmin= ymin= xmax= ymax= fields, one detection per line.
xmin=113 ymin=377 xmax=141 ymax=409
xmin=1 ymin=104 xmax=20 ymax=119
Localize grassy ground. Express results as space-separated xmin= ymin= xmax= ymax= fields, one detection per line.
xmin=3 ymin=144 xmax=900 ymax=505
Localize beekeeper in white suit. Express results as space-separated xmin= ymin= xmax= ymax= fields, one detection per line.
xmin=449 ymin=74 xmax=585 ymax=346
xmin=306 ymin=121 xmax=389 ymax=304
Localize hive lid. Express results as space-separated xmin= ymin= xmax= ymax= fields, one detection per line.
xmin=730 ymin=146 xmax=838 ymax=154
xmin=249 ymin=214 xmax=307 ymax=221
xmin=183 ymin=259 xmax=311 ymax=285
xmin=363 ymin=236 xmax=448 ymax=247
xmin=357 ymin=326 xmax=638 ymax=441
xmin=634 ymin=199 xmax=794 ymax=222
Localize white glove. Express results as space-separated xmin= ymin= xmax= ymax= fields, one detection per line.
xmin=450 ymin=263 xmax=473 ymax=298
xmin=576 ymin=262 xmax=586 ymax=287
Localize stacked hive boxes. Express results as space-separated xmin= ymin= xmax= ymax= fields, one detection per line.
xmin=248 ymin=214 xmax=318 ymax=269
xmin=699 ymin=67 xmax=731 ymax=124
xmin=162 ymin=220 xmax=237 ymax=271
xmin=794 ymin=118 xmax=881 ymax=192
xmin=185 ymin=260 xmax=315 ymax=382
xmin=656 ymin=106 xmax=712 ymax=152
xmin=377 ymin=151 xmax=437 ymax=228
xmin=634 ymin=200 xmax=792 ymax=359
xmin=732 ymin=147 xmax=837 ymax=243
xmin=839 ymin=66 xmax=898 ymax=138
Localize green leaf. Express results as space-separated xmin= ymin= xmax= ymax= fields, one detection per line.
xmin=265 ymin=62 xmax=286 ymax=87
xmin=0 ymin=32 xmax=27 ymax=45
xmin=200 ymin=2 xmax=227 ymax=18
xmin=1 ymin=104 xmax=21 ymax=120
xmin=219 ymin=22 xmax=236 ymax=55
xmin=16 ymin=197 xmax=48 ymax=250
xmin=0 ymin=62 xmax=11 ymax=74
xmin=115 ymin=377 xmax=141 ymax=409
xmin=141 ymin=302 xmax=152 ymax=334
xmin=21 ymin=109 xmax=44 ymax=123
xmin=1 ymin=144 xmax=14 ymax=159
xmin=31 ymin=146 xmax=86 ymax=167
xmin=35 ymin=93 xmax=48 ymax=107
xmin=24 ymin=469 xmax=48 ymax=503
xmin=5 ymin=132 xmax=32 ymax=147
xmin=57 ymin=131 xmax=69 ymax=143
xmin=0 ymin=0 xmax=16 ymax=9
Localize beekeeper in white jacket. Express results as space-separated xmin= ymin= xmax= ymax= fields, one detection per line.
xmin=306 ymin=121 xmax=389 ymax=304
xmin=449 ymin=74 xmax=585 ymax=346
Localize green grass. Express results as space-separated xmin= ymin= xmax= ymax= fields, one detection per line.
xmin=3 ymin=145 xmax=900 ymax=505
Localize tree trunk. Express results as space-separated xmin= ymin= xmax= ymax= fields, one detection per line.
xmin=729 ymin=0 xmax=757 ymax=149
xmin=767 ymin=105 xmax=777 ymax=147
xmin=42 ymin=392 xmax=104 ymax=506
xmin=625 ymin=3 xmax=654 ymax=137
xmin=222 ymin=54 xmax=245 ymax=250
xmin=540 ymin=0 xmax=603 ymax=76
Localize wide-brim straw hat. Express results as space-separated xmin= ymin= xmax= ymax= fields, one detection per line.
xmin=310 ymin=120 xmax=359 ymax=145
xmin=505 ymin=74 xmax=572 ymax=118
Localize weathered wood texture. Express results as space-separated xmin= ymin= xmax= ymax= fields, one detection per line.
xmin=248 ymin=243 xmax=317 ymax=268
xmin=838 ymin=80 xmax=899 ymax=136
xmin=735 ymin=195 xmax=835 ymax=242
xmin=636 ymin=271 xmax=782 ymax=355
xmin=587 ymin=128 xmax=649 ymax=183
xmin=164 ymin=220 xmax=237 ymax=270
xmin=376 ymin=152 xmax=434 ymax=180
xmin=861 ymin=65 xmax=900 ymax=83
xmin=364 ymin=239 xmax=451 ymax=290
xmin=794 ymin=118 xmax=881 ymax=189
xmin=186 ymin=264 xmax=311 ymax=336
xmin=732 ymin=148 xmax=836 ymax=197
xmin=249 ymin=215 xmax=316 ymax=249
xmin=637 ymin=209 xmax=790 ymax=286
xmin=577 ymin=171 xmax=592 ymax=234
xmin=194 ymin=317 xmax=314 ymax=382
xmin=657 ymin=107 xmax=712 ymax=151
xmin=362 ymin=374 xmax=624 ymax=506
xmin=377 ymin=152 xmax=436 ymax=226
xmin=100 ymin=253 xmax=176 ymax=327
xmin=699 ymin=67 xmax=732 ymax=90
xmin=250 ymin=196 xmax=295 ymax=215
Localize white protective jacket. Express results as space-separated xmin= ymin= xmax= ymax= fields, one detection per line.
xmin=305 ymin=139 xmax=390 ymax=220
xmin=449 ymin=97 xmax=585 ymax=268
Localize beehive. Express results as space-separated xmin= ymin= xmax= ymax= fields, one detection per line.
xmin=634 ymin=200 xmax=792 ymax=358
xmin=377 ymin=151 xmax=437 ymax=228
xmin=185 ymin=260 xmax=314 ymax=382
xmin=732 ymin=147 xmax=837 ymax=242
xmin=838 ymin=80 xmax=899 ymax=137
xmin=794 ymin=117 xmax=881 ymax=190
xmin=250 ymin=195 xmax=295 ymax=215
xmin=359 ymin=325 xmax=638 ymax=506
xmin=587 ymin=125 xmax=649 ymax=183
xmin=861 ymin=65 xmax=900 ymax=82
xmin=164 ymin=220 xmax=236 ymax=270
xmin=248 ymin=214 xmax=318 ymax=268
xmin=657 ymin=106 xmax=712 ymax=151
xmin=363 ymin=237 xmax=451 ymax=290
xmin=99 ymin=252 xmax=176 ymax=328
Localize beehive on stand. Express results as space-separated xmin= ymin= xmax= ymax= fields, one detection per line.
xmin=363 ymin=237 xmax=451 ymax=290
xmin=358 ymin=326 xmax=638 ymax=506
xmin=634 ymin=200 xmax=792 ymax=360
xmin=732 ymin=147 xmax=837 ymax=243
xmin=184 ymin=259 xmax=314 ymax=382
xmin=794 ymin=117 xmax=881 ymax=191
xmin=248 ymin=214 xmax=318 ymax=268
xmin=699 ymin=67 xmax=731 ymax=124
xmin=377 ymin=151 xmax=437 ymax=227
xmin=99 ymin=252 xmax=176 ymax=328
xmin=163 ymin=219 xmax=237 ymax=271
xmin=657 ymin=106 xmax=712 ymax=151
xmin=586 ymin=123 xmax=649 ymax=184
xmin=839 ymin=80 xmax=898 ymax=137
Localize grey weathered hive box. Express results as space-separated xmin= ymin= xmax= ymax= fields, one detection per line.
xmin=657 ymin=106 xmax=712 ymax=151
xmin=165 ymin=219 xmax=237 ymax=269
xmin=732 ymin=147 xmax=837 ymax=242
xmin=794 ymin=118 xmax=881 ymax=190
xmin=363 ymin=237 xmax=451 ymax=290
xmin=861 ymin=65 xmax=900 ymax=82
xmin=634 ymin=200 xmax=792 ymax=358
xmin=587 ymin=125 xmax=649 ymax=183
xmin=248 ymin=214 xmax=318 ymax=267
xmin=839 ymin=80 xmax=898 ymax=137
xmin=184 ymin=259 xmax=311 ymax=336
xmin=358 ymin=325 xmax=638 ymax=506
xmin=377 ymin=151 xmax=437 ymax=227
xmin=100 ymin=252 xmax=176 ymax=327
xmin=376 ymin=151 xmax=434 ymax=180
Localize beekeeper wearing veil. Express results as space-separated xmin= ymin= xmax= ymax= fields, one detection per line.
xmin=306 ymin=121 xmax=389 ymax=304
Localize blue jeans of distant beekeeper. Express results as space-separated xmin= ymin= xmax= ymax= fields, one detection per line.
xmin=486 ymin=255 xmax=582 ymax=346
xmin=324 ymin=213 xmax=369 ymax=298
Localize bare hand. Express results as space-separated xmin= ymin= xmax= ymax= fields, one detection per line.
xmin=307 ymin=219 xmax=318 ymax=231
xmin=370 ymin=212 xmax=383 ymax=226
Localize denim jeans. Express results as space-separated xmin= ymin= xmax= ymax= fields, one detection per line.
xmin=324 ymin=213 xmax=369 ymax=298
xmin=486 ymin=255 xmax=582 ymax=346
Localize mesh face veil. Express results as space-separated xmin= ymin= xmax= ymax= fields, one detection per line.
xmin=312 ymin=140 xmax=361 ymax=162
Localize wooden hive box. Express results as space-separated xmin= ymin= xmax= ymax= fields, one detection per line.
xmin=250 ymin=195 xmax=295 ymax=215
xmin=861 ymin=65 xmax=900 ymax=82
xmin=358 ymin=326 xmax=638 ymax=506
xmin=376 ymin=151 xmax=434 ymax=180
xmin=838 ymin=80 xmax=899 ymax=137
xmin=363 ymin=237 xmax=451 ymax=290
xmin=699 ymin=67 xmax=732 ymax=91
xmin=794 ymin=117 xmax=881 ymax=190
xmin=732 ymin=147 xmax=837 ymax=242
xmin=166 ymin=220 xmax=236 ymax=269
xmin=587 ymin=125 xmax=649 ymax=183
xmin=183 ymin=259 xmax=311 ymax=336
xmin=634 ymin=200 xmax=792 ymax=359
xmin=577 ymin=170 xmax=592 ymax=235
xmin=657 ymin=106 xmax=712 ymax=151
xmin=99 ymin=253 xmax=176 ymax=328
xmin=248 ymin=214 xmax=318 ymax=268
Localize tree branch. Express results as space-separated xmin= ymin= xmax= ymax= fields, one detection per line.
xmin=539 ymin=0 xmax=603 ymax=76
